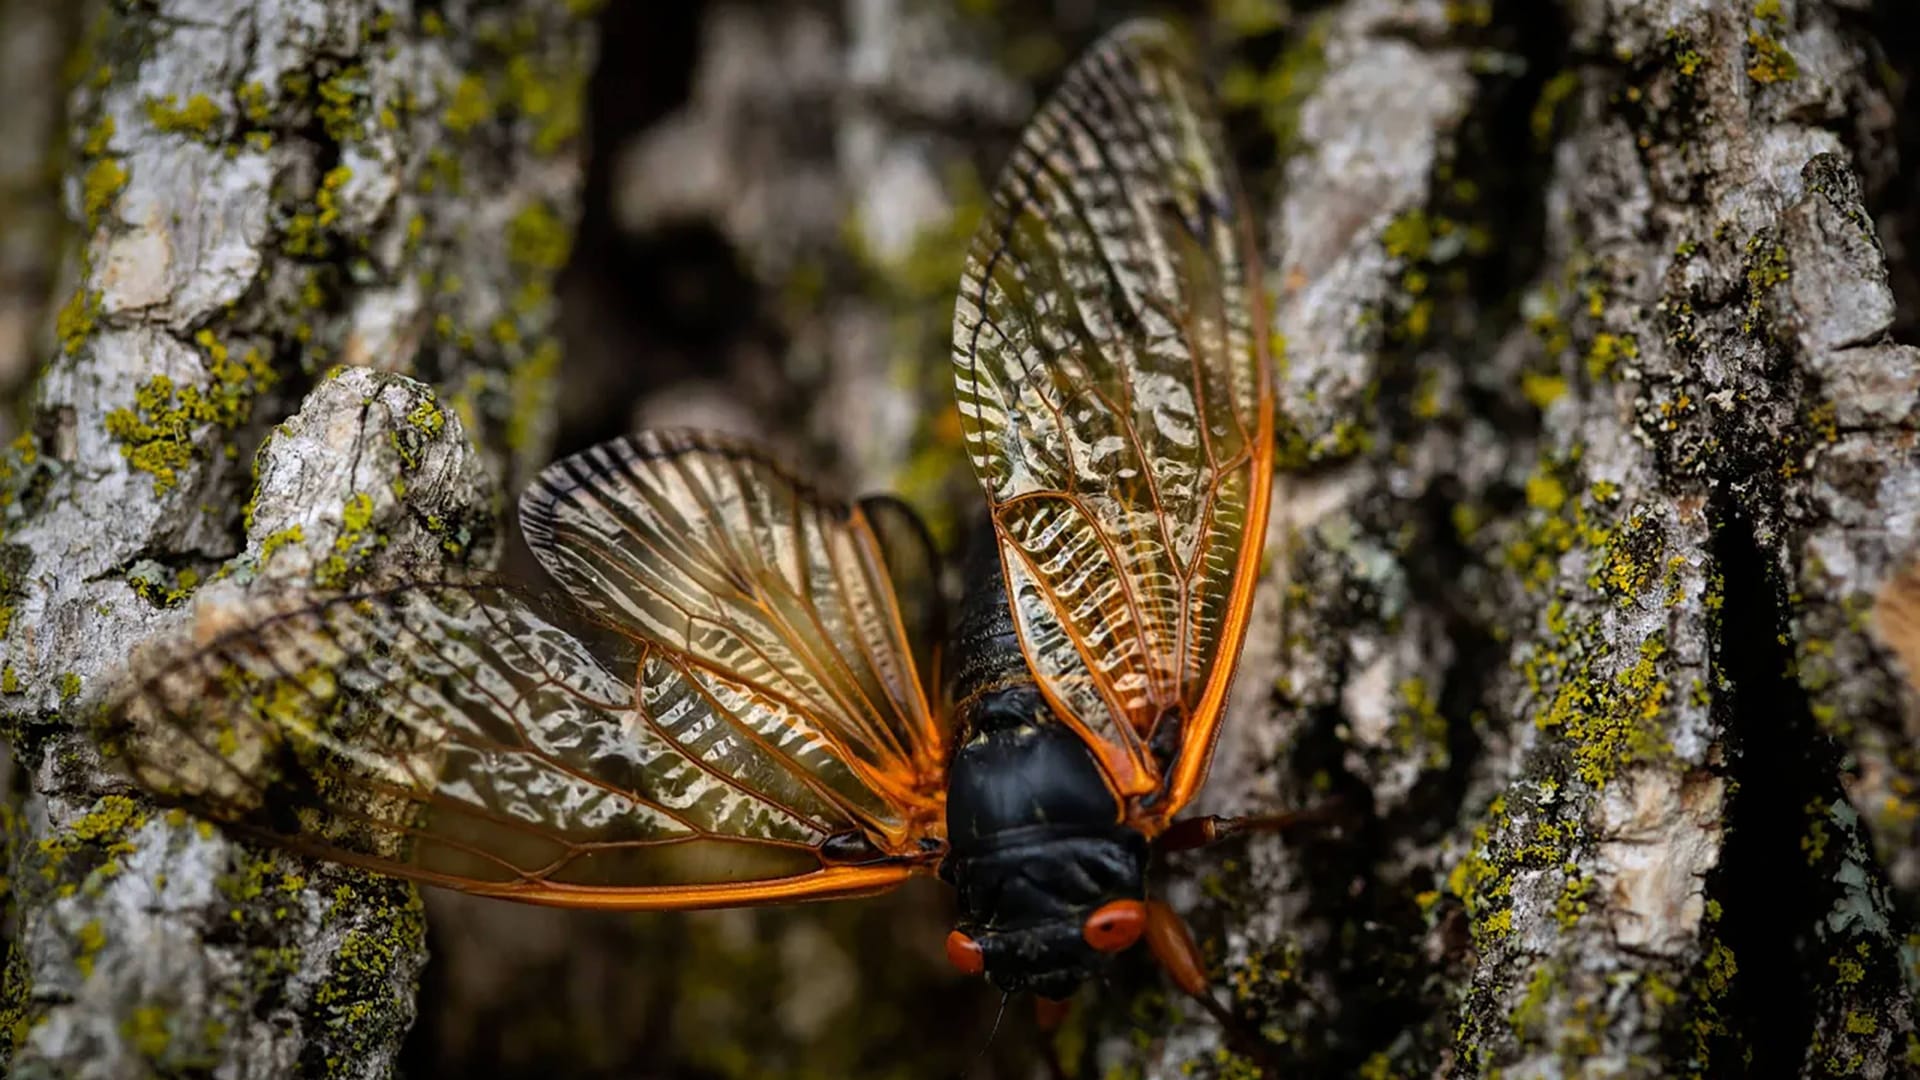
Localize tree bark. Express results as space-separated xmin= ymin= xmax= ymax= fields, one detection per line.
xmin=6 ymin=1 xmax=1918 ymax=1078
xmin=0 ymin=1 xmax=593 ymax=1076
xmin=1156 ymin=1 xmax=1920 ymax=1077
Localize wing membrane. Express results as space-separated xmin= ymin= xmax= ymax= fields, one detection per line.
xmin=108 ymin=584 xmax=929 ymax=908
xmin=518 ymin=431 xmax=948 ymax=847
xmin=858 ymin=494 xmax=947 ymax=709
xmin=953 ymin=20 xmax=1273 ymax=818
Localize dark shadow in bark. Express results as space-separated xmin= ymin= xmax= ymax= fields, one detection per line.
xmin=549 ymin=0 xmax=761 ymax=462
xmin=1703 ymin=505 xmax=1834 ymax=1074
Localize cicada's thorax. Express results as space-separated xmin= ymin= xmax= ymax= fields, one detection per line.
xmin=938 ymin=524 xmax=1148 ymax=999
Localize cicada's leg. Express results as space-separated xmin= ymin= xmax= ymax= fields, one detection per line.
xmin=1143 ymin=901 xmax=1283 ymax=1071
xmin=1034 ymin=996 xmax=1075 ymax=1080
xmin=1143 ymin=900 xmax=1210 ymax=995
xmin=1156 ymin=798 xmax=1351 ymax=853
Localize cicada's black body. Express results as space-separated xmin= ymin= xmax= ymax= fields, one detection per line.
xmin=939 ymin=525 xmax=1150 ymax=999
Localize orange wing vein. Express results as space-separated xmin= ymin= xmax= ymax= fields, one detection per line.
xmin=518 ymin=431 xmax=949 ymax=849
xmin=951 ymin=19 xmax=1274 ymax=825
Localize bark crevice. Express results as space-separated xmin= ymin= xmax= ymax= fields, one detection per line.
xmin=1706 ymin=504 xmax=1831 ymax=1073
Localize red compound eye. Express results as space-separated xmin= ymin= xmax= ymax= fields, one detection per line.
xmin=1082 ymin=899 xmax=1147 ymax=953
xmin=945 ymin=929 xmax=985 ymax=976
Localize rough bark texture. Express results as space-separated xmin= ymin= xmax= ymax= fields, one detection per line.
xmin=0 ymin=1 xmax=594 ymax=1076
xmin=5 ymin=1 xmax=1918 ymax=1078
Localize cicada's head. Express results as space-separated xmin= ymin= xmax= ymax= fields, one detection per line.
xmin=938 ymin=820 xmax=1151 ymax=1000
xmin=942 ymin=879 xmax=1151 ymax=1001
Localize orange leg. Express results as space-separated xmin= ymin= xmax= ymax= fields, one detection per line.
xmin=1157 ymin=799 xmax=1350 ymax=853
xmin=1143 ymin=900 xmax=1210 ymax=995
xmin=1144 ymin=901 xmax=1284 ymax=1073
xmin=1034 ymin=996 xmax=1074 ymax=1080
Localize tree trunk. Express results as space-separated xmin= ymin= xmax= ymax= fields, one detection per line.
xmin=1174 ymin=0 xmax=1920 ymax=1077
xmin=0 ymin=1 xmax=593 ymax=1076
xmin=6 ymin=1 xmax=1918 ymax=1078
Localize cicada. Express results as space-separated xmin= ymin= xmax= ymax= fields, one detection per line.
xmin=108 ymin=18 xmax=1276 ymax=1012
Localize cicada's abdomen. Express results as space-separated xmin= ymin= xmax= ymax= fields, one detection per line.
xmin=943 ymin=522 xmax=1031 ymax=719
xmin=942 ymin=522 xmax=1123 ymax=849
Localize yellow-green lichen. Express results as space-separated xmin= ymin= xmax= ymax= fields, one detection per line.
xmin=1585 ymin=332 xmax=1639 ymax=380
xmin=1668 ymin=30 xmax=1706 ymax=78
xmin=144 ymin=93 xmax=224 ymax=138
xmin=1746 ymin=2 xmax=1799 ymax=84
xmin=216 ymin=851 xmax=310 ymax=918
xmin=438 ymin=19 xmax=589 ymax=157
xmin=82 ymin=158 xmax=129 ymax=227
xmin=1511 ymin=961 xmax=1557 ymax=1040
xmin=237 ymin=81 xmax=270 ymax=124
xmin=1531 ymin=70 xmax=1580 ymax=146
xmin=315 ymin=165 xmax=352 ymax=229
xmin=1522 ymin=371 xmax=1567 ymax=409
xmin=1591 ymin=511 xmax=1666 ymax=606
xmin=128 ymin=566 xmax=201 ymax=609
xmin=506 ymin=201 xmax=572 ymax=272
xmin=1504 ymin=454 xmax=1614 ymax=590
xmin=1555 ymin=873 xmax=1591 ymax=928
xmin=257 ymin=525 xmax=305 ymax=565
xmin=1392 ymin=677 xmax=1450 ymax=769
xmin=314 ymin=491 xmax=382 ymax=587
xmin=1742 ymin=235 xmax=1791 ymax=335
xmin=1535 ymin=633 xmax=1673 ymax=785
xmin=124 ymin=1004 xmax=173 ymax=1060
xmin=442 ymin=75 xmax=492 ymax=134
xmin=1219 ymin=14 xmax=1328 ymax=154
xmin=1803 ymin=797 xmax=1832 ymax=864
xmin=1526 ymin=470 xmax=1568 ymax=514
xmin=103 ymin=335 xmax=277 ymax=493
xmin=1212 ymin=0 xmax=1289 ymax=39
xmin=1444 ymin=0 xmax=1492 ymax=26
xmin=503 ymin=341 xmax=561 ymax=453
xmin=34 ymin=795 xmax=146 ymax=896
xmin=74 ymin=919 xmax=108 ymax=978
xmin=310 ymin=883 xmax=425 ymax=1064
xmin=1382 ymin=210 xmax=1436 ymax=262
xmin=316 ymin=67 xmax=367 ymax=143
xmin=1681 ymin=930 xmax=1741 ymax=1072
xmin=56 ymin=288 xmax=102 ymax=356
xmin=82 ymin=114 xmax=115 ymax=156
xmin=505 ymin=53 xmax=587 ymax=155
xmin=405 ymin=399 xmax=445 ymax=436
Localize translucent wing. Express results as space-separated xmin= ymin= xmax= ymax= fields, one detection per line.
xmin=858 ymin=494 xmax=948 ymax=710
xmin=518 ymin=430 xmax=947 ymax=849
xmin=952 ymin=20 xmax=1274 ymax=822
xmin=108 ymin=583 xmax=934 ymax=909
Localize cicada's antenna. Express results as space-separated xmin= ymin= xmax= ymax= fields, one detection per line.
xmin=962 ymin=991 xmax=1011 ymax=1079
